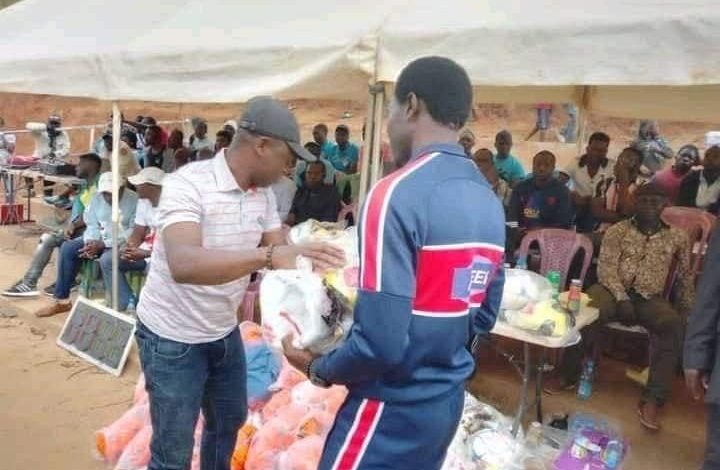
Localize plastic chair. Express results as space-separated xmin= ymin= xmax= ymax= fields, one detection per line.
xmin=337 ymin=202 xmax=357 ymax=225
xmin=240 ymin=279 xmax=261 ymax=323
xmin=661 ymin=206 xmax=717 ymax=282
xmin=79 ymin=259 xmax=101 ymax=299
xmin=516 ymin=229 xmax=594 ymax=290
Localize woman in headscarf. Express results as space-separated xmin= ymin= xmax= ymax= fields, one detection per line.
xmin=632 ymin=120 xmax=674 ymax=176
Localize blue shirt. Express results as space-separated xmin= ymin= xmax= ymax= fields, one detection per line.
xmin=83 ymin=189 xmax=138 ymax=247
xmin=325 ymin=142 xmax=360 ymax=173
xmin=319 ymin=140 xmax=336 ymax=159
xmin=507 ymin=177 xmax=573 ymax=230
xmin=493 ymin=153 xmax=527 ymax=184
xmin=313 ymin=143 xmax=506 ymax=403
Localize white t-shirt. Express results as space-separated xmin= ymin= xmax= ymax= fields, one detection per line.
xmin=563 ymin=157 xmax=615 ymax=197
xmin=696 ymin=172 xmax=720 ymax=210
xmin=271 ymin=176 xmax=297 ymax=222
xmin=137 ymin=151 xmax=281 ymax=343
xmin=134 ymin=199 xmax=160 ymax=251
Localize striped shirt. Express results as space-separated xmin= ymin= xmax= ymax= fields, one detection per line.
xmin=137 ymin=150 xmax=281 ymax=343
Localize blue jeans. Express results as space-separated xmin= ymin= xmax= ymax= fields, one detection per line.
xmin=135 ymin=322 xmax=247 ymax=470
xmin=98 ymin=250 xmax=146 ymax=311
xmin=55 ymin=236 xmax=85 ymax=300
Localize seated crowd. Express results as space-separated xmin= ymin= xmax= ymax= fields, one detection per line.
xmin=3 ymin=111 xmax=718 ymax=432
xmin=462 ymin=125 xmax=718 ymax=431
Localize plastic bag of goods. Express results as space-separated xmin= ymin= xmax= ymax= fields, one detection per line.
xmin=288 ymin=220 xmax=359 ymax=307
xmin=114 ymin=425 xmax=152 ymax=470
xmin=240 ymin=321 xmax=282 ymax=409
xmin=442 ymin=393 xmax=518 ymax=470
xmin=503 ymin=299 xmax=577 ymax=338
xmin=276 ymin=435 xmax=325 ymax=470
xmin=554 ymin=413 xmax=628 ymax=470
xmin=262 ymin=221 xmax=358 ymax=355
xmin=500 ymin=269 xmax=555 ymax=312
xmin=95 ymin=403 xmax=150 ymax=464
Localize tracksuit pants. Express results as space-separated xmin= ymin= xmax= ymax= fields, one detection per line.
xmin=318 ymin=388 xmax=464 ymax=470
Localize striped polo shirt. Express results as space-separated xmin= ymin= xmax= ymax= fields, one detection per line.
xmin=137 ymin=150 xmax=281 ymax=343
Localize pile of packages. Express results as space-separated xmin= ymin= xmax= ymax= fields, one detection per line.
xmin=261 ymin=220 xmax=359 ymax=354
xmin=94 ymin=321 xmax=347 ymax=470
xmin=499 ymin=269 xmax=577 ymax=338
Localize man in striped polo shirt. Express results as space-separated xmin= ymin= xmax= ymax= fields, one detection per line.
xmin=284 ymin=57 xmax=506 ymax=469
xmin=135 ymin=97 xmax=344 ymax=470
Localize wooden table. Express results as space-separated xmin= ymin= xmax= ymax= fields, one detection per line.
xmin=490 ymin=305 xmax=600 ymax=436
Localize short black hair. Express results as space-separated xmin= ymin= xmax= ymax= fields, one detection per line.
xmin=335 ymin=124 xmax=349 ymax=135
xmin=121 ymin=131 xmax=138 ymax=148
xmin=588 ymin=132 xmax=611 ymax=145
xmin=313 ymin=123 xmax=328 ymax=133
xmin=394 ymin=56 xmax=473 ymax=129
xmin=678 ymin=144 xmax=700 ymax=161
xmin=143 ymin=116 xmax=157 ymax=125
xmin=635 ymin=182 xmax=667 ymax=199
xmin=620 ymin=146 xmax=642 ymax=160
xmin=495 ymin=130 xmax=513 ymax=142
xmin=79 ymin=152 xmax=102 ymax=170
xmin=304 ymin=142 xmax=322 ymax=157
xmin=147 ymin=125 xmax=162 ymax=135
xmin=307 ymin=160 xmax=327 ymax=177
xmin=534 ymin=150 xmax=557 ymax=165
xmin=216 ymin=129 xmax=233 ymax=141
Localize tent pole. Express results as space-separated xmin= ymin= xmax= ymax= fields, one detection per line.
xmin=358 ymin=90 xmax=376 ymax=205
xmin=369 ymin=83 xmax=386 ymax=186
xmin=576 ymin=86 xmax=591 ymax=155
xmin=111 ymin=103 xmax=121 ymax=312
xmin=88 ymin=127 xmax=96 ymax=152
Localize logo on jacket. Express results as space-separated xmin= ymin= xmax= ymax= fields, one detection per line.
xmin=452 ymin=257 xmax=493 ymax=301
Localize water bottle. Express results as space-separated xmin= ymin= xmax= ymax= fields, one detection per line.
xmin=577 ymin=360 xmax=595 ymax=400
xmin=603 ymin=440 xmax=623 ymax=469
xmin=515 ymin=255 xmax=528 ymax=270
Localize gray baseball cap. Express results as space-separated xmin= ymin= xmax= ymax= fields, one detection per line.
xmin=237 ymin=96 xmax=316 ymax=162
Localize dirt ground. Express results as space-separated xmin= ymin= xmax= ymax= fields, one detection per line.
xmin=0 ymin=94 xmax=715 ymax=469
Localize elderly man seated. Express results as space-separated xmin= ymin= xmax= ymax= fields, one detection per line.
xmin=34 ymin=173 xmax=138 ymax=318
xmin=547 ymin=183 xmax=694 ymax=431
xmin=287 ymin=161 xmax=341 ymax=226
xmin=99 ymin=167 xmax=165 ymax=312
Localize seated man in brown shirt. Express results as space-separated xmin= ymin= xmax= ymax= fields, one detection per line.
xmin=547 ymin=183 xmax=694 ymax=431
xmin=287 ymin=161 xmax=341 ymax=226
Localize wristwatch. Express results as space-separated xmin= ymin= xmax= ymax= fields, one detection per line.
xmin=306 ymin=358 xmax=331 ymax=388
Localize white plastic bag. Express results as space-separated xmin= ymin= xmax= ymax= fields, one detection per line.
xmin=500 ymin=269 xmax=554 ymax=312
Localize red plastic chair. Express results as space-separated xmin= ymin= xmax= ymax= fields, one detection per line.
xmin=661 ymin=206 xmax=717 ymax=282
xmin=516 ymin=229 xmax=594 ymax=290
xmin=240 ymin=279 xmax=261 ymax=323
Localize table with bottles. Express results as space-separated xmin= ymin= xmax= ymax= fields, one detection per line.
xmin=490 ymin=304 xmax=599 ymax=437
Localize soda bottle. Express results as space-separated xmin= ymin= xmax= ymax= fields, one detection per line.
xmin=577 ymin=359 xmax=595 ymax=400
xmin=567 ymin=279 xmax=582 ymax=315
xmin=546 ymin=271 xmax=561 ymax=299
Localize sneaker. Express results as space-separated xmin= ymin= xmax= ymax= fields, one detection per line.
xmin=543 ymin=377 xmax=577 ymax=396
xmin=43 ymin=283 xmax=57 ymax=298
xmin=43 ymin=280 xmax=80 ymax=298
xmin=2 ymin=281 xmax=39 ymax=298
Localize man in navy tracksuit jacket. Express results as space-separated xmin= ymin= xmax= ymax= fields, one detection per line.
xmin=283 ymin=57 xmax=506 ymax=470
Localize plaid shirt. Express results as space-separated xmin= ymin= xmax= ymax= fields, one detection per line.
xmin=598 ymin=219 xmax=694 ymax=311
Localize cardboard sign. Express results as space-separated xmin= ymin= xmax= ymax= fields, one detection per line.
xmin=57 ymin=297 xmax=136 ymax=376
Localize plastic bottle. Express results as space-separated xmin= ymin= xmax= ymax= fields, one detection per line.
xmin=603 ymin=440 xmax=623 ymax=469
xmin=577 ymin=360 xmax=595 ymax=400
xmin=567 ymin=279 xmax=582 ymax=315
xmin=546 ymin=271 xmax=561 ymax=299
xmin=515 ymin=255 xmax=528 ymax=270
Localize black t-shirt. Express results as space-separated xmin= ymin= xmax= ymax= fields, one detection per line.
xmin=290 ymin=184 xmax=342 ymax=224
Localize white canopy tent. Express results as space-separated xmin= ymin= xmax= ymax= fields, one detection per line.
xmin=0 ymin=0 xmax=718 ymax=309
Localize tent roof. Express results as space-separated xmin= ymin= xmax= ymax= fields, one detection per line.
xmin=0 ymin=0 xmax=718 ymax=121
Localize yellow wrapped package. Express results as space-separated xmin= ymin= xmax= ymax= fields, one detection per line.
xmin=505 ymin=299 xmax=573 ymax=337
